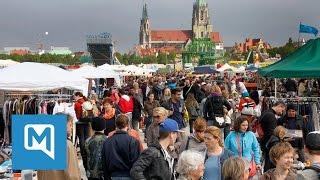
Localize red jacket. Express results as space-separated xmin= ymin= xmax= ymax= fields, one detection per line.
xmin=118 ymin=95 xmax=133 ymax=113
xmin=74 ymin=98 xmax=85 ymax=119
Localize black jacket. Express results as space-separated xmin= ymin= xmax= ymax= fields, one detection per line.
xmin=203 ymin=94 xmax=231 ymax=121
xmin=102 ymin=130 xmax=140 ymax=179
xmin=130 ymin=143 xmax=173 ymax=180
xmin=260 ymin=109 xmax=277 ymax=152
xmin=132 ymin=97 xmax=142 ymax=121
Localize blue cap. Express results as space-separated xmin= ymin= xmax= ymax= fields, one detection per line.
xmin=242 ymin=91 xmax=249 ymax=97
xmin=159 ymin=119 xmax=184 ymax=133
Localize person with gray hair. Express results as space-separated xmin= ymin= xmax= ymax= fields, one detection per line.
xmin=176 ymin=150 xmax=205 ymax=180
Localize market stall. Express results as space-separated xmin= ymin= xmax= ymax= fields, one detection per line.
xmin=0 ymin=62 xmax=89 ymax=95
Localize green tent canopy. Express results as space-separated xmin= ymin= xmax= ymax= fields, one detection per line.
xmin=258 ymin=38 xmax=320 ymax=78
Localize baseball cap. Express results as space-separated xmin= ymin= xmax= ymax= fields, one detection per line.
xmin=159 ymin=119 xmax=184 ymax=133
xmin=82 ymin=101 xmax=93 ymax=111
xmin=306 ymin=131 xmax=320 ymax=151
xmin=242 ymin=91 xmax=250 ymax=97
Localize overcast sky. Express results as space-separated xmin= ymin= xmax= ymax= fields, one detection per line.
xmin=0 ymin=0 xmax=319 ymax=53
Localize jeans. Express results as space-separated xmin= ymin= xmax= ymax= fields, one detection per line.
xmin=76 ymin=122 xmax=90 ymax=170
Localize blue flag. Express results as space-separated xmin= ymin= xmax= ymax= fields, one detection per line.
xmin=299 ymin=23 xmax=318 ymax=36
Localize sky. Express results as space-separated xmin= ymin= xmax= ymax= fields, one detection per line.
xmin=0 ymin=0 xmax=319 ymax=53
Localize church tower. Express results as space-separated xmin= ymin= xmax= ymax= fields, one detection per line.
xmin=192 ymin=0 xmax=213 ymax=39
xmin=139 ymin=3 xmax=151 ymax=48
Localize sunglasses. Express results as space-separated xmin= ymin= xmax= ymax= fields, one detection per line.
xmin=153 ymin=115 xmax=161 ymax=119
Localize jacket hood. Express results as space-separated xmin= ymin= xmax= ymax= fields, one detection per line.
xmin=121 ymin=95 xmax=131 ymax=102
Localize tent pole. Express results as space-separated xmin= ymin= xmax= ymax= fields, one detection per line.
xmin=275 ymin=78 xmax=277 ymax=99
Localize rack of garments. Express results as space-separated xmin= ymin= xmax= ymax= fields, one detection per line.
xmin=2 ymin=93 xmax=75 ymax=144
xmin=263 ymin=97 xmax=320 ymax=132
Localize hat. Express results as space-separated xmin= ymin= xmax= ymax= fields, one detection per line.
xmin=287 ymin=104 xmax=297 ymax=111
xmin=241 ymin=106 xmax=256 ymax=116
xmin=159 ymin=119 xmax=184 ymax=133
xmin=91 ymin=117 xmax=106 ymax=131
xmin=82 ymin=101 xmax=93 ymax=111
xmin=306 ymin=131 xmax=320 ymax=151
xmin=242 ymin=91 xmax=250 ymax=97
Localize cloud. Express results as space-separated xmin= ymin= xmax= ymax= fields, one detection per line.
xmin=0 ymin=0 xmax=319 ymax=52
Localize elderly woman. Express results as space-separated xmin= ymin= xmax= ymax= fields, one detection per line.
xmin=222 ymin=157 xmax=250 ymax=180
xmin=261 ymin=142 xmax=297 ymax=180
xmin=203 ymin=126 xmax=233 ymax=180
xmin=176 ymin=150 xmax=205 ymax=180
xmin=224 ymin=116 xmax=261 ymax=177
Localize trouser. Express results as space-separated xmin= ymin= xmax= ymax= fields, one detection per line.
xmin=224 ymin=124 xmax=231 ymax=140
xmin=76 ymin=123 xmax=90 ymax=170
xmin=132 ymin=119 xmax=139 ymax=131
xmin=189 ymin=119 xmax=196 ymax=133
xmin=125 ymin=112 xmax=133 ymax=129
xmin=111 ymin=177 xmax=132 ymax=180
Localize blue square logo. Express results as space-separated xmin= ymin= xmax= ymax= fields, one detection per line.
xmin=12 ymin=115 xmax=67 ymax=170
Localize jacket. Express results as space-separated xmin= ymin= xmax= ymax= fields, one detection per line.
xmin=203 ymin=93 xmax=231 ymax=121
xmin=224 ymin=131 xmax=261 ymax=164
xmin=37 ymin=140 xmax=81 ymax=180
xmin=118 ymin=95 xmax=134 ymax=113
xmin=144 ymin=100 xmax=160 ymax=117
xmin=260 ymin=109 xmax=277 ymax=152
xmin=85 ymin=132 xmax=108 ymax=179
xmin=74 ymin=98 xmax=85 ymax=119
xmin=102 ymin=130 xmax=141 ymax=179
xmin=261 ymin=168 xmax=297 ymax=180
xmin=130 ymin=143 xmax=173 ymax=180
xmin=183 ymin=134 xmax=206 ymax=155
xmin=132 ymin=97 xmax=143 ymax=121
xmin=161 ymin=99 xmax=185 ymax=129
xmin=146 ymin=122 xmax=160 ymax=147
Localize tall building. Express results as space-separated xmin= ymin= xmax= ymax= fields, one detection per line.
xmin=137 ymin=0 xmax=223 ymax=61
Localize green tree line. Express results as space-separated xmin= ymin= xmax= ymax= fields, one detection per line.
xmin=115 ymin=52 xmax=176 ymax=65
xmin=267 ymin=38 xmax=299 ymax=59
xmin=0 ymin=54 xmax=81 ymax=65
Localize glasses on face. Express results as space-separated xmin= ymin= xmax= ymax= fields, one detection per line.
xmin=153 ymin=115 xmax=161 ymax=119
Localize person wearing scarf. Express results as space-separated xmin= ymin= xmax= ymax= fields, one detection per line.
xmin=102 ymin=98 xmax=117 ymax=135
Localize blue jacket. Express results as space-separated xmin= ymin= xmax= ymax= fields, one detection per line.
xmin=224 ymin=131 xmax=261 ymax=164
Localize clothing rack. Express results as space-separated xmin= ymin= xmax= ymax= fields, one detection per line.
xmin=4 ymin=92 xmax=72 ymax=101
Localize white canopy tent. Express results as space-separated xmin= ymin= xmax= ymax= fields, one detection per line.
xmin=217 ymin=63 xmax=237 ymax=72
xmin=71 ymin=65 xmax=121 ymax=86
xmin=0 ymin=59 xmax=20 ymax=68
xmin=71 ymin=65 xmax=119 ymax=79
xmin=0 ymin=62 xmax=89 ymax=95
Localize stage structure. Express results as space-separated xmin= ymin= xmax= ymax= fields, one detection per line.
xmin=86 ymin=32 xmax=114 ymax=66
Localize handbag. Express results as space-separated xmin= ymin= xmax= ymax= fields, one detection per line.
xmin=236 ymin=133 xmax=257 ymax=177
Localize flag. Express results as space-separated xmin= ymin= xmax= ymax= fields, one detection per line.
xmin=299 ymin=23 xmax=318 ymax=36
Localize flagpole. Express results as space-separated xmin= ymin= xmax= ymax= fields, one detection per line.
xmin=298 ymin=22 xmax=301 ymax=47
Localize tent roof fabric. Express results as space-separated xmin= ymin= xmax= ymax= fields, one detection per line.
xmin=259 ymin=38 xmax=320 ymax=78
xmin=71 ymin=65 xmax=118 ymax=79
xmin=0 ymin=62 xmax=89 ymax=95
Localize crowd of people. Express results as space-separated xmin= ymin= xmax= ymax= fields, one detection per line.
xmin=37 ymin=74 xmax=320 ymax=180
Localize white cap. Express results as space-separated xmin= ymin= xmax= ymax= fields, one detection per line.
xmin=82 ymin=101 xmax=93 ymax=111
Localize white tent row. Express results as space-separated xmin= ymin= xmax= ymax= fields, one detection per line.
xmin=98 ymin=64 xmax=155 ymax=76
xmin=0 ymin=59 xmax=19 ymax=68
xmin=0 ymin=62 xmax=89 ymax=95
xmin=217 ymin=64 xmax=246 ymax=73
xmin=71 ymin=65 xmax=121 ymax=86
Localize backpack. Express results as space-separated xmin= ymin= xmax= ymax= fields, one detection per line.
xmin=252 ymin=115 xmax=265 ymax=139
